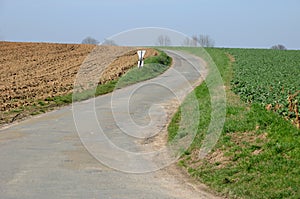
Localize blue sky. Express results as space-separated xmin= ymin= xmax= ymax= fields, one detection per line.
xmin=0 ymin=0 xmax=299 ymax=49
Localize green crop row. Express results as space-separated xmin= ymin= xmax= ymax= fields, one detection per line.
xmin=228 ymin=49 xmax=300 ymax=123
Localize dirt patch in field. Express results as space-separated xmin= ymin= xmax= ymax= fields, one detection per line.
xmin=230 ymin=131 xmax=268 ymax=147
xmin=186 ymin=131 xmax=268 ymax=170
xmin=226 ymin=53 xmax=235 ymax=63
xmin=0 ymin=41 xmax=157 ymax=126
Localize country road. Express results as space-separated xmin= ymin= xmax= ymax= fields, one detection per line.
xmin=0 ymin=50 xmax=221 ymax=199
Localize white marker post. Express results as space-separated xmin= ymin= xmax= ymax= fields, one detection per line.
xmin=137 ymin=50 xmax=146 ymax=68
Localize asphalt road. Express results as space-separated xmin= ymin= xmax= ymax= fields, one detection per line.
xmin=0 ymin=50 xmax=220 ymax=199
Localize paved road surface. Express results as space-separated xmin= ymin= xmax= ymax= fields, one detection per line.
xmin=0 ymin=50 xmax=220 ymax=199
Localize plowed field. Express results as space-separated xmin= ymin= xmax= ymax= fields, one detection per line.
xmin=0 ymin=42 xmax=157 ymax=126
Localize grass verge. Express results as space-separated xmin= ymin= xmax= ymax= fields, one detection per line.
xmin=167 ymin=47 xmax=300 ymax=199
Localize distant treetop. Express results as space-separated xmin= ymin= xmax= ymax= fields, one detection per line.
xmin=81 ymin=36 xmax=99 ymax=45
xmin=182 ymin=34 xmax=215 ymax=47
xmin=271 ymin=44 xmax=287 ymax=50
xmin=101 ymin=39 xmax=118 ymax=46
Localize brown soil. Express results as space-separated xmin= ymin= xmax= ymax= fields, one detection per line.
xmin=0 ymin=42 xmax=94 ymax=111
xmin=0 ymin=41 xmax=157 ymax=126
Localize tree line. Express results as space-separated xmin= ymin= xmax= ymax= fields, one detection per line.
xmin=81 ymin=35 xmax=287 ymax=49
xmin=156 ymin=34 xmax=215 ymax=47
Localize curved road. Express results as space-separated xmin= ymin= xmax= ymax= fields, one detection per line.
xmin=0 ymin=50 xmax=220 ymax=199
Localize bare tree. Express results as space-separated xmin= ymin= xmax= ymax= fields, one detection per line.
xmin=156 ymin=35 xmax=171 ymax=46
xmin=182 ymin=35 xmax=215 ymax=47
xmin=198 ymin=34 xmax=215 ymax=47
xmin=191 ymin=35 xmax=199 ymax=47
xmin=271 ymin=44 xmax=287 ymax=50
xmin=101 ymin=39 xmax=118 ymax=46
xmin=81 ymin=36 xmax=99 ymax=45
xmin=182 ymin=36 xmax=198 ymax=47
xmin=182 ymin=37 xmax=192 ymax=47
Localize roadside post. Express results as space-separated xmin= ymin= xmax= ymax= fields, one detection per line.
xmin=137 ymin=50 xmax=146 ymax=68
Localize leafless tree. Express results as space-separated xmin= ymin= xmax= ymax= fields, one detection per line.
xmin=182 ymin=37 xmax=192 ymax=46
xmin=182 ymin=36 xmax=198 ymax=47
xmin=271 ymin=44 xmax=287 ymax=50
xmin=101 ymin=39 xmax=118 ymax=46
xmin=81 ymin=36 xmax=99 ymax=45
xmin=156 ymin=35 xmax=172 ymax=46
xmin=182 ymin=35 xmax=215 ymax=47
xmin=198 ymin=34 xmax=215 ymax=47
xmin=191 ymin=35 xmax=199 ymax=47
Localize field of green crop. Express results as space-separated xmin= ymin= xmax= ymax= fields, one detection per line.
xmin=228 ymin=49 xmax=300 ymax=126
xmin=167 ymin=47 xmax=300 ymax=199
